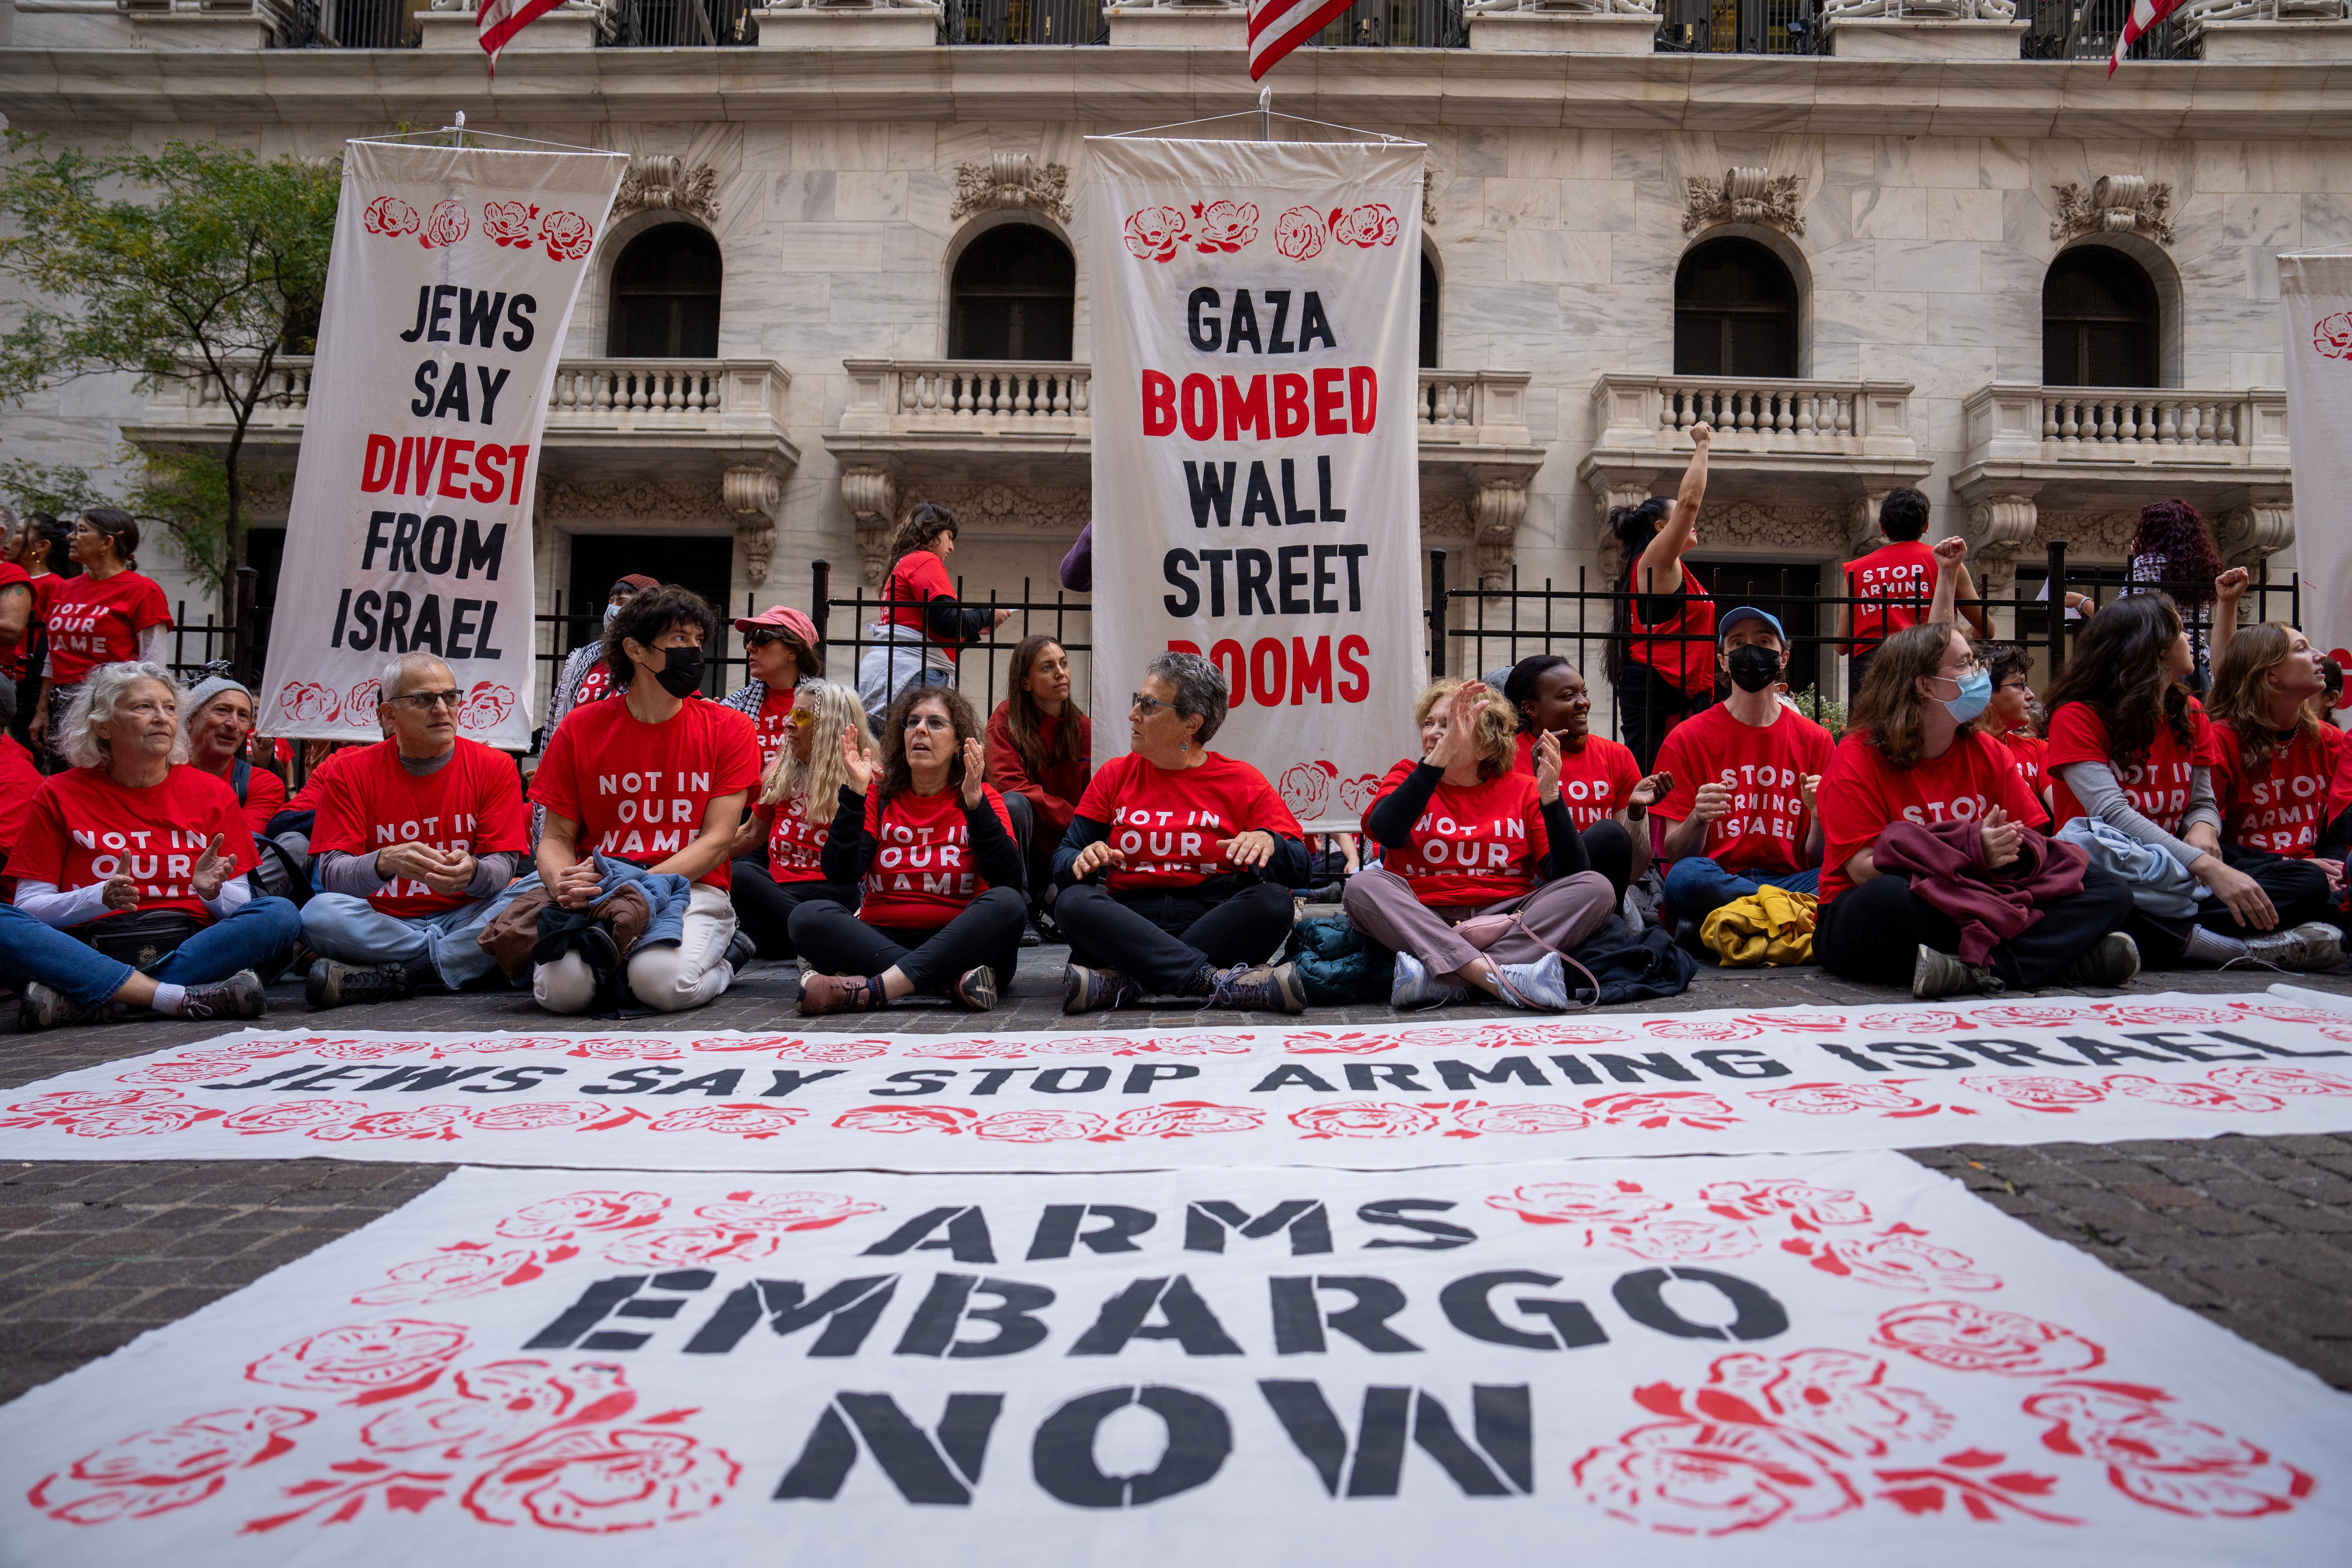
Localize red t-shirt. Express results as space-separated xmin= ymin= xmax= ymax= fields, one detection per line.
xmin=531 ymin=695 xmax=762 ymax=890
xmin=0 ymin=735 xmax=45 ymax=897
xmin=2001 ymin=732 xmax=2050 ymax=799
xmin=311 ymin=739 xmax=532 ymax=917
xmin=45 ymin=570 xmax=171 ymax=685
xmin=882 ymin=551 xmax=955 ymax=642
xmin=11 ymin=764 xmax=254 ymax=924
xmin=857 ymin=783 xmax=1016 ymax=929
xmin=0 ymin=561 xmax=32 ymax=682
xmin=1368 ymin=759 xmax=1549 ymax=906
xmin=2328 ymin=725 xmax=2352 ymax=820
xmin=2209 ymin=722 xmax=2333 ymax=858
xmin=750 ymin=685 xmax=797 ymax=768
xmin=575 ymin=663 xmax=614 ymax=710
xmin=18 ymin=572 xmax=59 ymax=685
xmin=1843 ymin=540 xmax=1937 ymax=649
xmin=286 ymin=744 xmax=364 ymax=815
xmin=1817 ymin=729 xmax=2049 ymax=905
xmin=1653 ymin=702 xmax=1835 ymax=877
xmin=753 ymin=791 xmax=834 ymax=885
xmin=1517 ymin=731 xmax=1642 ymax=832
xmin=1076 ymin=751 xmax=1302 ymax=892
xmin=198 ymin=759 xmax=288 ymax=835
xmin=1625 ymin=560 xmax=1716 ymax=697
xmin=2046 ymin=701 xmax=2212 ymax=839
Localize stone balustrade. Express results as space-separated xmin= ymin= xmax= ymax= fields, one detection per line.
xmin=1580 ymin=371 xmax=1931 ymax=509
xmin=1961 ymin=383 xmax=2288 ymax=467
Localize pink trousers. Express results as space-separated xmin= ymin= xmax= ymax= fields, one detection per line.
xmin=1341 ymin=867 xmax=1615 ymax=976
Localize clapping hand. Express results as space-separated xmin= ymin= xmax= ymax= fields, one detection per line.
xmin=1631 ymin=771 xmax=1669 ymax=811
xmin=1799 ymin=772 xmax=1821 ymax=814
xmin=189 ymin=835 xmax=231 ymax=902
xmin=841 ymin=725 xmax=876 ymax=794
xmin=1979 ymin=805 xmax=2022 ymax=870
xmin=960 ymin=736 xmax=987 ymax=808
xmin=102 ymin=866 xmax=141 ymax=912
xmin=1691 ymin=780 xmax=1733 ymax=823
xmin=1534 ymin=730 xmax=1562 ymax=806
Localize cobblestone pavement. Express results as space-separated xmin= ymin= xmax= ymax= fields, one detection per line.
xmin=4 ymin=944 xmax=2350 ymax=1405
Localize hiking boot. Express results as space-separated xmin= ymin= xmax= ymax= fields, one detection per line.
xmin=2058 ymin=931 xmax=2141 ymax=990
xmin=1019 ymin=925 xmax=1042 ymax=948
xmin=1064 ymin=963 xmax=1143 ymax=1015
xmin=181 ymin=970 xmax=268 ymax=1022
xmin=798 ymin=973 xmax=886 ymax=1016
xmin=2235 ymin=923 xmax=2347 ymax=973
xmin=1209 ymin=961 xmax=1306 ymax=1014
xmin=952 ymin=964 xmax=999 ymax=1011
xmin=1390 ymin=951 xmax=1469 ymax=1011
xmin=1912 ymin=944 xmax=2002 ymax=1000
xmin=1672 ymin=915 xmax=1709 ymax=961
xmin=17 ymin=981 xmax=95 ymax=1033
xmin=723 ymin=930 xmax=757 ymax=972
xmin=306 ymin=958 xmax=419 ymax=1010
xmin=1495 ymin=952 xmax=1573 ymax=1011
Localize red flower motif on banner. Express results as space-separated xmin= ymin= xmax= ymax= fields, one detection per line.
xmin=496 ymin=1190 xmax=670 ymax=1240
xmin=308 ymin=1106 xmax=468 ymax=1142
xmin=462 ymin=1426 xmax=737 ymax=1533
xmin=1701 ymin=1178 xmax=1872 ymax=1228
xmin=458 ymin=682 xmax=516 ymax=731
xmin=600 ymin=1226 xmax=778 ymax=1268
xmin=353 ymin=1248 xmax=552 ymax=1308
xmin=1588 ymin=1090 xmax=1740 ymax=1130
xmin=691 ymin=1191 xmax=880 ymax=1231
xmin=1747 ymin=1081 xmax=1931 ymax=1116
xmin=1274 ymin=206 xmax=1327 ymax=261
xmin=1111 ymin=1101 xmax=1263 ymax=1138
xmin=2092 ymin=1003 xmax=2240 ymax=1027
xmin=2101 ymin=1074 xmax=2284 ymax=1113
xmin=1486 ymin=1178 xmax=1667 ymax=1226
xmin=831 ymin=1104 xmax=979 ymax=1136
xmin=2223 ymin=1000 xmax=2350 ymax=1027
xmin=1576 ymin=1418 xmax=1862 ymax=1536
xmin=359 ymin=1360 xmax=630 ymax=1459
xmin=540 ymin=209 xmax=596 ymax=262
xmin=2208 ymin=1064 xmax=2352 ymax=1096
xmin=1122 ymin=206 xmax=1188 ymax=262
xmin=1450 ymin=1101 xmax=1592 ymax=1137
xmin=1117 ymin=1031 xmax=1257 ymax=1056
xmin=277 ymin=680 xmax=341 ymax=724
xmin=1736 ymin=1011 xmax=1850 ymax=1034
xmin=1600 ymin=1216 xmax=1761 ymax=1261
xmin=1189 ymin=199 xmax=1258 ymax=254
xmin=905 ymin=1038 xmax=1029 ymax=1059
xmin=123 ymin=1046 xmax=294 ymax=1083
xmin=483 ymin=200 xmax=539 ymax=247
xmin=219 ymin=1099 xmax=370 ymax=1136
xmin=310 ymin=1039 xmax=424 ymax=1059
xmin=972 ymin=1108 xmax=1109 ymax=1143
xmin=1857 ymin=1010 xmax=1969 ymax=1034
xmin=246 ymin=1321 xmax=470 ymax=1405
xmin=564 ymin=1035 xmax=683 ymax=1060
xmin=1961 ymin=1075 xmax=2105 ymax=1112
xmin=1025 ymin=1034 xmax=1131 ymax=1055
xmin=644 ymin=1104 xmax=805 ymax=1139
xmin=1519 ymin=1022 xmax=1635 ymax=1045
xmin=1337 ymin=772 xmax=1384 ymax=815
xmin=2026 ymin=1385 xmax=2314 ymax=1517
xmin=7 ymin=1088 xmax=176 ymax=1113
xmin=1279 ymin=759 xmax=1337 ymax=817
xmin=1872 ymin=1301 xmax=2106 ymax=1378
xmin=419 ymin=199 xmax=469 ymax=249
xmin=1374 ymin=1021 xmax=1535 ymax=1050
xmin=363 ymin=195 xmax=419 ymax=238
xmin=2312 ymin=310 xmax=2352 ymax=360
xmin=1282 ymin=1028 xmax=1401 ymax=1055
xmin=1704 ymin=1348 xmax=1955 ymax=1458
xmin=344 ymin=678 xmax=382 ymax=718
xmin=1967 ymin=1003 xmax=2096 ymax=1029
xmin=1644 ymin=1019 xmax=1760 ymax=1041
xmin=767 ymin=1038 xmax=890 ymax=1063
xmin=463 ymin=1101 xmax=606 ymax=1132
xmin=1328 ymin=202 xmax=1400 ymax=248
xmin=1289 ymin=1100 xmax=1442 ymax=1139
xmin=31 ymin=1407 xmax=314 ymax=1524
xmin=1808 ymin=1227 xmax=2002 ymax=1293
xmin=4 ymin=1089 xmax=223 ymax=1138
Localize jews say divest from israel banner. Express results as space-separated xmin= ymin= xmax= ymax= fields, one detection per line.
xmin=260 ymin=139 xmax=626 ymax=749
xmin=5 ymin=1154 xmax=2346 ymax=1565
xmin=1089 ymin=136 xmax=1423 ymax=832
xmin=2279 ymin=252 xmax=2352 ymax=660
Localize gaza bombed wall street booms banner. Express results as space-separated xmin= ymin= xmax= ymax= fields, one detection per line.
xmin=260 ymin=140 xmax=627 ymax=749
xmin=1088 ymin=136 xmax=1424 ymax=833
xmin=3 ymin=1154 xmax=2346 ymax=1566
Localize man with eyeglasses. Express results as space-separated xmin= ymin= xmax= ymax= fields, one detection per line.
xmin=298 ymin=651 xmax=530 ymax=1008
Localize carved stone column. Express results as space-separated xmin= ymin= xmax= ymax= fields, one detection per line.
xmin=1594 ymin=481 xmax=1654 ymax=581
xmin=840 ymin=466 xmax=899 ymax=588
xmin=1474 ymin=478 xmax=1528 ymax=591
xmin=1845 ymin=489 xmax=1891 ymax=556
xmin=724 ymin=466 xmax=783 ymax=586
xmin=2214 ymin=497 xmax=2295 ymax=567
xmin=1967 ymin=494 xmax=2039 ymax=641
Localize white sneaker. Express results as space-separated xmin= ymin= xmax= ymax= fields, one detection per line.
xmin=1391 ymin=952 xmax=1470 ymax=1011
xmin=1495 ymin=952 xmax=1574 ymax=1011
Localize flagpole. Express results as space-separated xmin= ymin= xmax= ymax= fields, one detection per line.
xmin=1259 ymin=86 xmax=1271 ymax=142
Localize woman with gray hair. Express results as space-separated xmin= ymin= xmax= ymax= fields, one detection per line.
xmin=1054 ymin=651 xmax=1311 ymax=1014
xmin=0 ymin=662 xmax=295 ymax=1030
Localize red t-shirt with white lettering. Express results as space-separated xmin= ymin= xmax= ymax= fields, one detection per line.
xmin=753 ymin=791 xmax=834 ymax=885
xmin=575 ymin=663 xmax=614 ymax=708
xmin=2208 ymin=721 xmax=2333 ymax=858
xmin=857 ymin=783 xmax=1015 ymax=929
xmin=312 ymin=738 xmax=531 ymax=917
xmin=2001 ymin=731 xmax=2049 ymax=799
xmin=2046 ymin=701 xmax=2211 ymax=839
xmin=11 ymin=764 xmax=254 ymax=924
xmin=1817 ymin=729 xmax=2049 ymax=906
xmin=1517 ymin=731 xmax=1641 ymax=832
xmin=1653 ymin=702 xmax=1834 ymax=877
xmin=1076 ymin=751 xmax=1302 ymax=893
xmin=751 ymin=685 xmax=798 ymax=768
xmin=0 ymin=736 xmax=46 ymax=898
xmin=531 ymin=695 xmax=762 ymax=890
xmin=197 ymin=759 xmax=287 ymax=836
xmin=44 ymin=570 xmax=171 ymax=685
xmin=1368 ymin=759 xmax=1549 ymax=906
xmin=1843 ymin=540 xmax=1937 ymax=648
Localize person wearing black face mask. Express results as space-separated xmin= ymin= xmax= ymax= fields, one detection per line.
xmin=1649 ymin=607 xmax=1836 ymax=946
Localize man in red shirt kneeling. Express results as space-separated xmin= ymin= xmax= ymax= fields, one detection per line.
xmin=300 ymin=653 xmax=532 ymax=1007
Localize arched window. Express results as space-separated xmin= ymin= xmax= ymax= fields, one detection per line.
xmin=609 ymin=225 xmax=722 ymax=358
xmin=948 ymin=225 xmax=1075 ymax=361
xmin=1419 ymin=252 xmax=1439 ymax=369
xmin=2043 ymin=247 xmax=2159 ymax=388
xmin=1673 ymin=237 xmax=1799 ymax=379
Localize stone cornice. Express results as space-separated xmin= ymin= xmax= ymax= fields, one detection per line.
xmin=0 ymin=48 xmax=2347 ymax=137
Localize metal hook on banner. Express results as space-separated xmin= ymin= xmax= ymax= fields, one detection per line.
xmin=1259 ymin=86 xmax=1271 ymax=143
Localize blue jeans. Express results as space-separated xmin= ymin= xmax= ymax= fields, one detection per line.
xmin=1663 ymin=857 xmax=1820 ymax=921
xmin=300 ymin=891 xmax=506 ymax=989
xmin=0 ymin=895 xmax=302 ymax=1007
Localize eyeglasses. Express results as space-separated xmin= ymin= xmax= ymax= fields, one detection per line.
xmin=1131 ymin=692 xmax=1175 ymax=716
xmin=745 ymin=630 xmax=797 ymax=649
xmin=389 ymin=690 xmax=462 ymax=711
xmin=786 ymin=705 xmax=818 ymax=728
xmin=905 ymin=713 xmax=954 ymax=733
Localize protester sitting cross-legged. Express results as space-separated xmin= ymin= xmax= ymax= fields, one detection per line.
xmin=1652 ymin=606 xmax=1836 ymax=938
xmin=788 ymin=685 xmax=1025 ymax=1014
xmin=2045 ymin=592 xmax=2342 ymax=971
xmin=529 ymin=584 xmax=762 ymax=1014
xmin=1057 ymin=652 xmax=1309 ymax=1014
xmin=1344 ymin=677 xmax=1614 ymax=1011
xmin=1815 ymin=621 xmax=2139 ymax=998
xmin=727 ymin=678 xmax=870 ymax=961
xmin=1501 ymin=654 xmax=1663 ymax=900
xmin=298 ymin=653 xmax=532 ymax=1009
xmin=0 ymin=663 xmax=294 ymax=1029
xmin=180 ymin=668 xmax=287 ymax=835
xmin=985 ymin=633 xmax=1092 ymax=923
xmin=2202 ymin=622 xmax=2347 ymax=938
xmin=721 ymin=604 xmax=822 ymax=770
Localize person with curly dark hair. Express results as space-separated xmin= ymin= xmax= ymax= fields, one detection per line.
xmin=2123 ymin=499 xmax=2247 ymax=692
xmin=2044 ymin=592 xmax=2340 ymax=971
xmin=1603 ymin=423 xmax=1715 ymax=771
xmin=854 ymin=501 xmax=1015 ymax=726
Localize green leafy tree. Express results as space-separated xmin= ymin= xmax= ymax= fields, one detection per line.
xmin=0 ymin=134 xmax=338 ymax=594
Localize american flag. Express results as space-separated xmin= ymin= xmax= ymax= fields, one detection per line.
xmin=1249 ymin=0 xmax=1354 ymax=80
xmin=2109 ymin=0 xmax=2185 ymax=72
xmin=477 ymin=0 xmax=565 ymax=68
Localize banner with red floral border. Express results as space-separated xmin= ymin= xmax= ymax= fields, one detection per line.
xmin=2 ymin=988 xmax=2351 ymax=1173
xmin=1 ymin=1153 xmax=2344 ymax=1565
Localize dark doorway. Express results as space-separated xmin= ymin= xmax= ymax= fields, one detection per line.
xmin=241 ymin=525 xmax=286 ymax=684
xmin=1690 ymin=557 xmax=1822 ymax=701
xmin=948 ymin=225 xmax=1076 ymax=361
xmin=565 ymin=533 xmax=739 ymax=698
xmin=609 ymin=225 xmax=723 ymax=359
xmin=1419 ymin=252 xmax=1440 ymax=369
xmin=1673 ymin=237 xmax=1800 ymax=379
xmin=2043 ymin=246 xmax=2160 ymax=388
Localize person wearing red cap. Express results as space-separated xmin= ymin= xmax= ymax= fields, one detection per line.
xmin=722 ymin=605 xmax=822 ymax=769
xmin=545 ymin=574 xmax=658 ymax=739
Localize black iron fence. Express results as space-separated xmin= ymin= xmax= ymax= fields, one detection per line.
xmin=2021 ymin=0 xmax=2193 ymax=59
xmin=938 ymin=0 xmax=1105 ymax=44
xmin=1654 ymin=0 xmax=1825 ymax=55
xmin=534 ymin=589 xmax=766 ymax=730
xmin=601 ymin=0 xmax=758 ymax=45
xmin=1306 ymin=0 xmax=1465 ymax=48
xmin=808 ymin=560 xmax=1095 ymax=724
xmin=268 ymin=0 xmax=424 ymax=47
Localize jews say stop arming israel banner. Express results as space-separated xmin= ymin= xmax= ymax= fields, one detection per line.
xmin=1089 ymin=136 xmax=1423 ymax=832
xmin=260 ymin=139 xmax=626 ymax=750
xmin=2279 ymin=252 xmax=2352 ymax=660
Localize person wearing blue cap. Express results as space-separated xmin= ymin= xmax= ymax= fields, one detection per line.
xmin=1649 ymin=605 xmax=1835 ymax=943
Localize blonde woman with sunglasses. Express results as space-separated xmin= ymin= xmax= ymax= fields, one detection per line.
xmin=729 ymin=679 xmax=874 ymax=960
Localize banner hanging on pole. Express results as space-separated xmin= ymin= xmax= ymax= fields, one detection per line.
xmin=1088 ymin=134 xmax=1423 ymax=834
xmin=260 ymin=137 xmax=626 ymax=751
xmin=2278 ymin=251 xmax=2352 ymax=662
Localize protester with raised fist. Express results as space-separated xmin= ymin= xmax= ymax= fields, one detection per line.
xmin=1604 ymin=422 xmax=1715 ymax=771
xmin=1838 ymin=487 xmax=1984 ymax=688
xmin=27 ymin=510 xmax=171 ymax=762
xmin=727 ymin=678 xmax=871 ymax=960
xmin=1501 ymin=654 xmax=1663 ymax=899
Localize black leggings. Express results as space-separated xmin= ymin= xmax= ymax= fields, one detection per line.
xmin=1058 ymin=880 xmax=1295 ymax=995
xmin=1582 ymin=820 xmax=1636 ymax=902
xmin=1614 ymin=665 xmax=1711 ymax=774
xmin=1816 ymin=864 xmax=2135 ymax=989
xmin=787 ymin=885 xmax=1025 ymax=995
xmin=730 ymin=859 xmax=858 ymax=960
xmin=2128 ymin=842 xmax=2336 ymax=966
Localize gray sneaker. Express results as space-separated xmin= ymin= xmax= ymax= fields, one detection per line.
xmin=17 ymin=981 xmax=95 ymax=1033
xmin=179 ymin=970 xmax=268 ymax=1022
xmin=1209 ymin=961 xmax=1306 ymax=1014
xmin=2058 ymin=931 xmax=2141 ymax=989
xmin=1495 ymin=952 xmax=1573 ymax=1011
xmin=1913 ymin=944 xmax=2002 ymax=1000
xmin=1390 ymin=952 xmax=1470 ymax=1011
xmin=2235 ymin=922 xmax=2346 ymax=973
xmin=1064 ymin=963 xmax=1143 ymax=1015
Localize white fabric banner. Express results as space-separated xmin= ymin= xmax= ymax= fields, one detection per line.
xmin=259 ymin=139 xmax=627 ymax=748
xmin=4 ymin=989 xmax=2351 ymax=1172
xmin=3 ymin=1154 xmax=2345 ymax=1565
xmin=2278 ymin=251 xmax=2352 ymax=660
xmin=1087 ymin=135 xmax=1424 ymax=832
